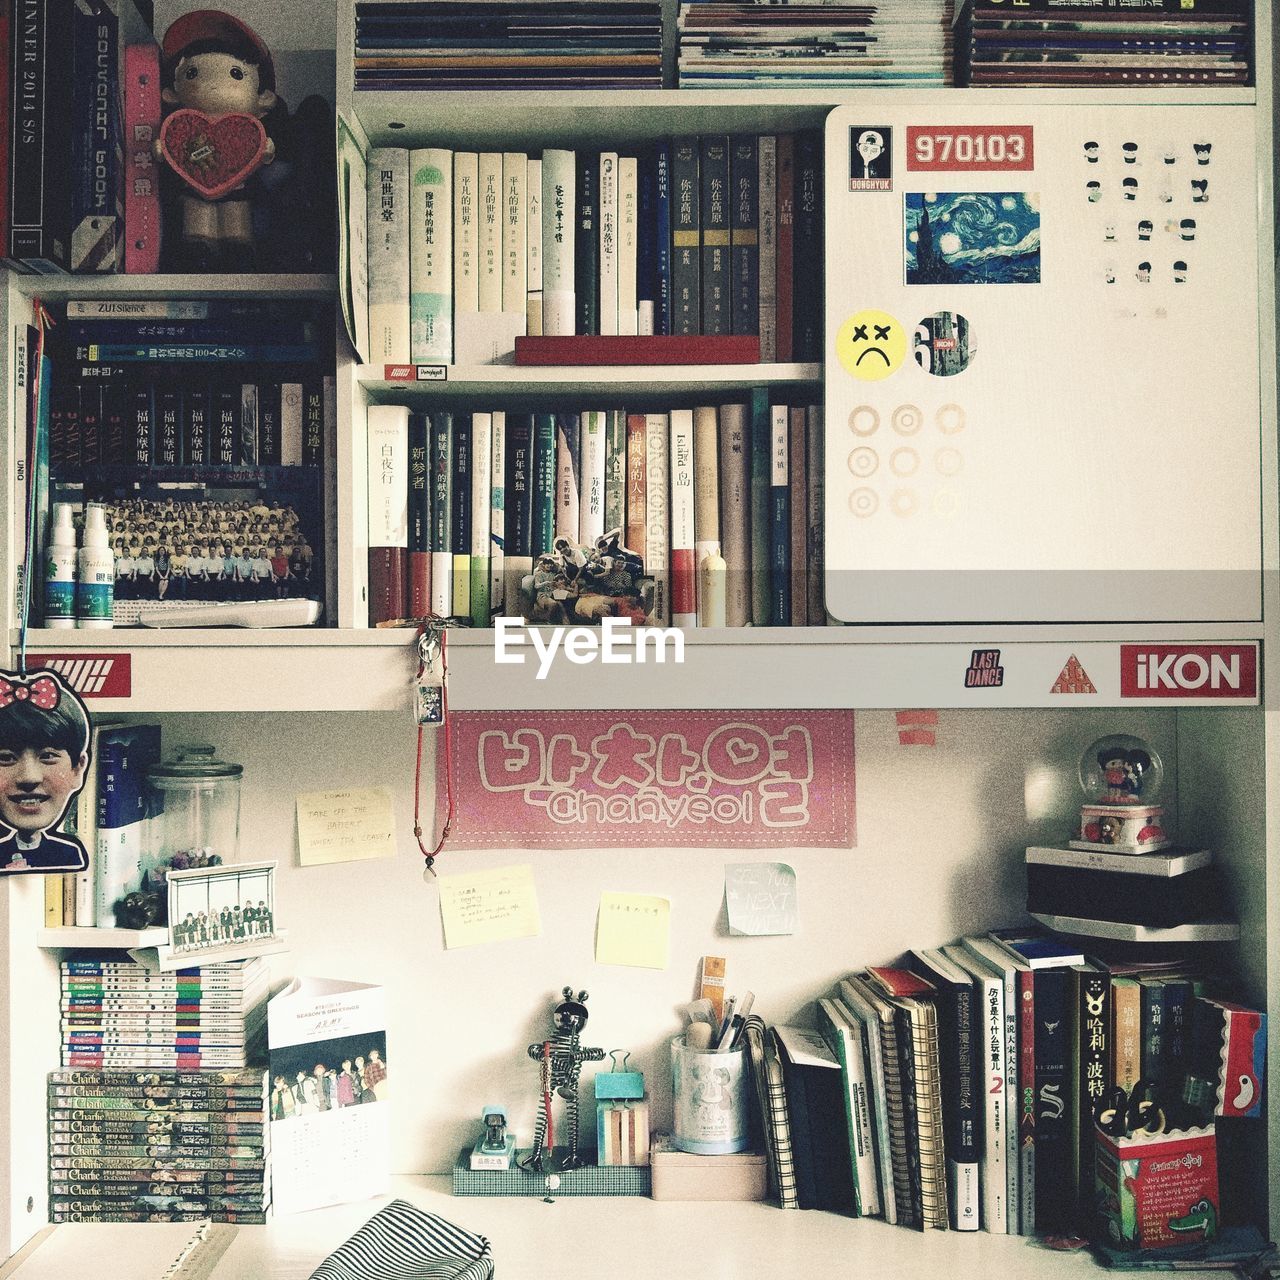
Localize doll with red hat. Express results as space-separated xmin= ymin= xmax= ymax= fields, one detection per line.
xmin=155 ymin=10 xmax=281 ymax=271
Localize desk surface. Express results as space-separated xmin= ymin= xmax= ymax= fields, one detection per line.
xmin=2 ymin=1178 xmax=1237 ymax=1280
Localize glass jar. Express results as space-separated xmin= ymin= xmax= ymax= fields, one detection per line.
xmin=145 ymin=745 xmax=243 ymax=879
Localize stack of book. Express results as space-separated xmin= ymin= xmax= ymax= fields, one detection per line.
xmin=677 ymin=1 xmax=956 ymax=88
xmin=47 ymin=1066 xmax=270 ymax=1223
xmin=366 ymin=395 xmax=825 ymax=627
xmin=59 ymin=955 xmax=269 ymax=1070
xmin=365 ymin=133 xmax=824 ymax=365
xmin=956 ymin=0 xmax=1252 ymax=88
xmin=353 ymin=0 xmax=663 ymax=89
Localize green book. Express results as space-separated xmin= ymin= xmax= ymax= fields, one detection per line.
xmin=533 ymin=412 xmax=557 ymax=557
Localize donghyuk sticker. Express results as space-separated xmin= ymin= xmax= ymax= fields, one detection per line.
xmin=850 ymin=127 xmax=892 ymax=191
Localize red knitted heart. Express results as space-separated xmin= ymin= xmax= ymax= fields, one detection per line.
xmin=160 ymin=110 xmax=268 ymax=200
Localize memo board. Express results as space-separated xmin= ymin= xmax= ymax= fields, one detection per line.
xmin=823 ymin=102 xmax=1260 ymax=625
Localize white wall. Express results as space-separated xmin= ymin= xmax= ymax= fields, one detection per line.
xmin=156 ymin=704 xmax=1179 ymax=1173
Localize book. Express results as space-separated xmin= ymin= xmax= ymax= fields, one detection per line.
xmin=748 ymin=388 xmax=771 ymax=625
xmin=744 ymin=1017 xmax=796 ymax=1208
xmin=408 ymin=412 xmax=432 ymax=618
xmin=772 ymin=1024 xmax=854 ymax=1213
xmin=532 ymin=411 xmax=556 ymax=557
xmin=769 ymin=405 xmax=790 ymax=626
xmin=579 ymin=408 xmax=606 ymax=544
xmin=729 ymin=135 xmax=758 ymax=339
xmin=624 ymin=412 xmax=646 ymax=557
xmin=816 ymin=996 xmax=880 ymax=1217
xmin=71 ymin=0 xmax=121 ymax=273
xmin=671 ymin=139 xmax=700 ymax=335
xmin=700 ymin=136 xmax=730 ymax=337
xmin=643 ymin=411 xmax=669 ymax=625
xmin=504 ymin=413 xmax=534 ymax=613
xmin=93 ymin=725 xmax=162 ymax=929
xmin=775 ymin=134 xmax=795 ymax=363
xmin=1070 ymin=962 xmax=1110 ymax=1227
xmin=502 ymin=151 xmax=528 ymax=319
xmin=757 ymin=136 xmax=778 ymax=361
xmin=541 ymin=148 xmax=576 ymax=337
xmin=603 ymin=408 xmax=626 ymax=538
xmin=409 ymin=148 xmax=453 ymax=363
xmin=574 ymin=151 xmax=598 ymax=335
xmin=469 ymin=411 xmax=493 ymax=625
xmin=454 ymin=150 xmax=480 ymax=320
xmin=554 ymin=411 xmax=581 ymax=543
xmin=598 ymin=151 xmax=619 ymax=336
xmin=906 ymin=948 xmax=981 ymax=1231
xmin=692 ymin=404 xmax=720 ymax=626
xmin=365 ymin=403 xmax=410 ymax=625
xmin=788 ymin=405 xmax=807 ymax=627
xmin=367 ymin=148 xmax=411 ymax=365
xmin=805 ymin=405 xmax=824 ymax=624
xmin=943 ymin=943 xmax=1008 ymax=1234
xmin=478 ymin=152 xmax=503 ymax=316
xmin=451 ymin=412 xmax=472 ymax=619
xmin=617 ymin=155 xmax=638 ymax=336
xmin=653 ymin=143 xmax=672 ymax=336
xmin=793 ymin=130 xmax=824 ymax=362
xmin=526 ymin=157 xmax=543 ymax=335
xmin=252 ymin=383 xmax=275 ymax=468
xmin=513 ymin=334 xmax=760 ymax=365
xmin=490 ymin=410 xmax=505 ymax=612
xmin=669 ymin=408 xmax=697 ymax=628
xmin=1111 ymin=976 xmax=1142 ymax=1095
xmin=429 ymin=410 xmax=452 ymax=618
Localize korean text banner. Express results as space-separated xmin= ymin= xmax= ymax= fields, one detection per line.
xmin=438 ymin=711 xmax=855 ymax=849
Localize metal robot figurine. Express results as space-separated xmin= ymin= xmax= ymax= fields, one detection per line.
xmin=522 ymin=987 xmax=605 ymax=1171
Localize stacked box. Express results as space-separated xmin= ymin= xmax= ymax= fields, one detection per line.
xmin=47 ymin=1067 xmax=271 ymax=1223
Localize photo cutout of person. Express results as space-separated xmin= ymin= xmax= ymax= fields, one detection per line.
xmin=0 ymin=671 xmax=92 ymax=873
xmin=853 ymin=128 xmax=889 ymax=180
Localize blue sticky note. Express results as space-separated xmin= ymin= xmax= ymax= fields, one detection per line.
xmin=725 ymin=862 xmax=798 ymax=936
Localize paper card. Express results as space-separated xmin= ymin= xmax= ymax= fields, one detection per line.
xmin=438 ymin=864 xmax=541 ymax=949
xmin=596 ymin=892 xmax=670 ymax=969
xmin=725 ymin=862 xmax=799 ymax=936
xmin=296 ymin=788 xmax=397 ymax=866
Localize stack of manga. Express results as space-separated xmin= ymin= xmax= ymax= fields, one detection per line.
xmin=59 ymin=955 xmax=269 ymax=1070
xmin=46 ymin=1066 xmax=271 ymax=1223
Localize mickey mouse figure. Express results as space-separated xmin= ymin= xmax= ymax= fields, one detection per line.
xmin=522 ymin=987 xmax=605 ymax=1172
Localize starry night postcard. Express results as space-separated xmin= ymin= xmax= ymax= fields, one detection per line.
xmin=905 ymin=192 xmax=1041 ymax=285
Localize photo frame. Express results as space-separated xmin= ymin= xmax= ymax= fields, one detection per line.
xmin=157 ymin=859 xmax=286 ymax=970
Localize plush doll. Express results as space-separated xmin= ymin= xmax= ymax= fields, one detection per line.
xmin=155 ymin=10 xmax=281 ymax=271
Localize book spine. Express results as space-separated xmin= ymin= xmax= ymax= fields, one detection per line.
xmin=757 ymin=136 xmax=777 ymax=361
xmin=949 ymin=981 xmax=981 ymax=1230
xmin=748 ymin=388 xmax=770 ymax=624
xmin=669 ymin=408 xmax=696 ymax=627
xmin=1017 ymin=970 xmax=1036 ymax=1235
xmin=410 ymin=147 xmax=453 ymax=363
xmin=253 ymin=382 xmax=277 ymax=468
xmin=603 ymin=408 xmax=626 ymax=539
xmin=408 ymin=411 xmax=431 ymax=619
xmin=769 ymin=405 xmax=790 ymax=626
xmin=1112 ymin=977 xmax=1141 ymax=1095
xmin=93 ymin=728 xmax=160 ymax=927
xmin=624 ymin=412 xmax=646 ymax=558
xmin=366 ymin=404 xmax=409 ymax=626
xmin=692 ymin=404 xmax=719 ymax=626
xmin=489 ymin=411 xmax=504 ymax=612
xmin=893 ymin=1006 xmax=924 ymax=1228
xmin=914 ymin=1005 xmax=950 ymax=1230
xmin=367 ymin=148 xmax=411 ymax=364
xmin=541 ymin=149 xmax=576 ymax=337
xmin=700 ymin=136 xmax=730 ymax=337
xmin=469 ymin=411 xmax=492 ymax=625
xmin=643 ymin=412 xmax=668 ymax=625
xmin=729 ymin=135 xmax=758 ymax=338
xmin=617 ymin=155 xmax=638 ymax=337
xmin=1033 ymin=967 xmax=1071 ymax=1235
xmin=239 ymin=383 xmax=258 ymax=467
xmin=302 ymin=380 xmax=323 ymax=468
xmin=1162 ymin=980 xmax=1191 ymax=1092
xmin=574 ymin=152 xmax=598 ymax=336
xmin=450 ymin=413 xmax=472 ymax=619
xmin=502 ymin=151 xmax=527 ymax=321
xmin=429 ymin=410 xmax=452 ymax=618
xmin=78 ymin=344 xmax=318 ymax=364
xmin=788 ymin=405 xmax=807 ymax=627
xmin=598 ymin=151 xmax=619 ymax=336
xmin=805 ymin=404 xmax=824 ymax=624
xmin=1071 ymin=968 xmax=1109 ymax=1227
xmin=554 ymin=411 xmax=580 ymax=544
xmin=477 ymin=151 xmax=502 ymax=315
xmin=156 ymin=383 xmax=180 ymax=467
xmin=453 ymin=151 xmax=479 ymax=323
xmin=671 ymin=139 xmax=700 ymax=336
xmin=636 ymin=147 xmax=656 ymax=335
xmin=279 ymin=383 xmax=302 ymax=466
xmin=775 ymin=135 xmax=795 ymax=363
xmin=976 ymin=968 xmax=1009 ymax=1233
xmin=654 ymin=143 xmax=672 ymax=336
xmin=578 ymin=408 xmax=605 ymax=544
xmin=504 ymin=413 xmax=534 ymax=613
xmin=0 ymin=7 xmax=9 ymax=260
xmin=71 ymin=0 xmax=121 ymax=273
xmin=793 ymin=130 xmax=823 ymax=363
xmin=525 ymin=158 xmax=542 ymax=335
xmin=212 ymin=383 xmax=237 ymax=466
xmin=1140 ymin=979 xmax=1168 ymax=1086
xmin=532 ymin=411 xmax=556 ymax=557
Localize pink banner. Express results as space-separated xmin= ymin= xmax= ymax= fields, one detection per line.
xmin=438 ymin=711 xmax=855 ymax=849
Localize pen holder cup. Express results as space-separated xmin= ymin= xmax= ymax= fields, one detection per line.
xmin=670 ymin=1035 xmax=751 ymax=1155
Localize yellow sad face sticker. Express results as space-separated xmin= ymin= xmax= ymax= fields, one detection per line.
xmin=837 ymin=310 xmax=907 ymax=381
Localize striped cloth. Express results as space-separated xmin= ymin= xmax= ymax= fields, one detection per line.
xmin=309 ymin=1199 xmax=494 ymax=1280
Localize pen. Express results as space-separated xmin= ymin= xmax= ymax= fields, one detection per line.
xmin=714 ymin=995 xmax=737 ymax=1050
xmin=719 ymin=990 xmax=754 ymax=1052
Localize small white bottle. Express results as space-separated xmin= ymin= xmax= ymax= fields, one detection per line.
xmin=44 ymin=502 xmax=78 ymax=629
xmin=76 ymin=504 xmax=115 ymax=629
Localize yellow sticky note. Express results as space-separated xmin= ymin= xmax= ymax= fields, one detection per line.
xmin=438 ymin=864 xmax=541 ymax=949
xmin=596 ymin=892 xmax=670 ymax=969
xmin=296 ymin=788 xmax=397 ymax=866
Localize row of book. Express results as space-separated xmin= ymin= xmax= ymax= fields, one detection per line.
xmin=353 ymin=0 xmax=663 ymax=90
xmin=750 ymin=930 xmax=1257 ymax=1236
xmin=47 ymin=1061 xmax=269 ymax=1224
xmin=366 ymin=396 xmax=825 ymax=628
xmin=366 ymin=133 xmax=824 ymax=366
xmin=955 ymin=0 xmax=1253 ymax=87
xmin=677 ymin=0 xmax=956 ymax=88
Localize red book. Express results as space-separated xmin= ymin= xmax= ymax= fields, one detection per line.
xmin=775 ymin=135 xmax=795 ymax=363
xmin=367 ymin=405 xmax=410 ymax=625
xmin=788 ymin=405 xmax=807 ymax=627
xmin=867 ymin=967 xmax=936 ymax=1000
xmin=368 ymin=550 xmax=408 ymax=627
xmin=408 ymin=552 xmax=431 ymax=619
xmin=123 ymin=44 xmax=162 ymax=274
xmin=625 ymin=412 xmax=646 ymax=557
xmin=514 ymin=334 xmax=760 ymax=366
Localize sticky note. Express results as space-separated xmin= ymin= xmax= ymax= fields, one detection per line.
xmin=296 ymin=788 xmax=396 ymax=866
xmin=439 ymin=864 xmax=541 ymax=949
xmin=725 ymin=862 xmax=798 ymax=936
xmin=596 ymin=892 xmax=670 ymax=969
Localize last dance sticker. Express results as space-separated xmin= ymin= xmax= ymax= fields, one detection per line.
xmin=905 ymin=192 xmax=1040 ymax=285
xmin=0 ymin=669 xmax=92 ymax=873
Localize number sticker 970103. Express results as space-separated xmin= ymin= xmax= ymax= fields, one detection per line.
xmin=906 ymin=126 xmax=1034 ymax=172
